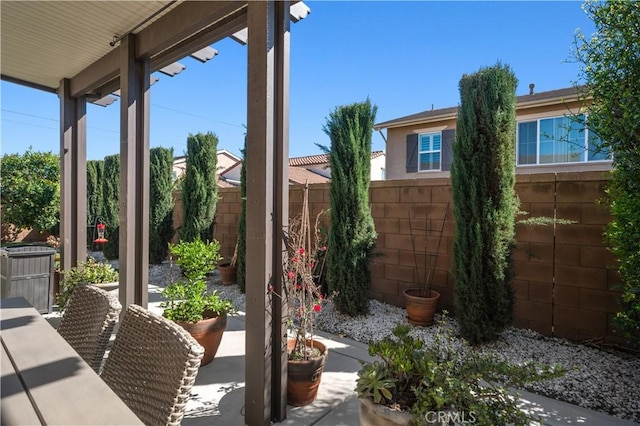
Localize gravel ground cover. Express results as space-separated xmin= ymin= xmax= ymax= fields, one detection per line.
xmin=145 ymin=262 xmax=639 ymax=423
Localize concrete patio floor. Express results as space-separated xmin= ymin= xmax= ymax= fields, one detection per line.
xmin=139 ymin=283 xmax=637 ymax=426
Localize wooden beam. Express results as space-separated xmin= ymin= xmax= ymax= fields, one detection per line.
xmin=135 ymin=1 xmax=245 ymax=59
xmin=245 ymin=1 xmax=290 ymax=424
xmin=58 ymin=79 xmax=87 ymax=271
xmin=272 ymin=1 xmax=290 ymax=421
xmin=69 ymin=2 xmax=247 ymax=97
xmin=118 ymin=35 xmax=150 ymax=309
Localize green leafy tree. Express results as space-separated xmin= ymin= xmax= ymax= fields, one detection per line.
xmin=102 ymin=154 xmax=120 ymax=259
xmin=574 ymin=0 xmax=640 ymax=341
xmin=181 ymin=132 xmax=218 ymax=242
xmin=322 ymin=99 xmax=378 ymax=316
xmin=149 ymin=147 xmax=175 ymax=264
xmin=0 ymin=148 xmax=60 ymax=233
xmin=451 ymin=63 xmax=519 ymax=344
xmin=237 ymin=143 xmax=247 ymax=293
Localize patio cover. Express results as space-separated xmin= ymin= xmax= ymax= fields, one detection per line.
xmin=1 ymin=1 xmax=304 ymax=423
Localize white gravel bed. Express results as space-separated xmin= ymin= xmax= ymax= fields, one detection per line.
xmin=119 ymin=257 xmax=640 ymax=423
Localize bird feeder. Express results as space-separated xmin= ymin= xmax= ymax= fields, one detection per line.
xmin=94 ymin=223 xmax=108 ymax=244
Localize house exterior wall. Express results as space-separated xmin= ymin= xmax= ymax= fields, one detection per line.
xmin=385 ymin=100 xmax=612 ymax=180
xmin=173 ymin=171 xmax=628 ymax=345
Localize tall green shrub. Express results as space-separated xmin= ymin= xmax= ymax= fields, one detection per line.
xmin=451 ymin=63 xmax=519 ymax=344
xmin=181 ymin=132 xmax=218 ymax=242
xmin=0 ymin=148 xmax=60 ymax=233
xmin=149 ymin=147 xmax=175 ymax=264
xmin=575 ymin=0 xmax=640 ymax=341
xmin=322 ymin=99 xmax=378 ymax=316
xmin=237 ymin=144 xmax=247 ymax=293
xmin=102 ymin=154 xmax=120 ymax=259
xmin=86 ymin=160 xmax=104 ymax=224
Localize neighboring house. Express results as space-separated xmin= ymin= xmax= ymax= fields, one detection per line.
xmin=173 ymin=149 xmax=242 ymax=182
xmin=375 ymin=86 xmax=612 ymax=180
xmin=217 ymin=151 xmax=386 ymax=187
xmin=288 ymin=151 xmax=386 ymax=181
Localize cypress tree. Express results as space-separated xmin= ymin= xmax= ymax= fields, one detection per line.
xmin=86 ymin=160 xmax=104 ymax=224
xmin=181 ymin=132 xmax=218 ymax=242
xmin=237 ymin=143 xmax=247 ymax=293
xmin=102 ymin=154 xmax=120 ymax=259
xmin=149 ymin=147 xmax=175 ymax=264
xmin=323 ymin=99 xmax=378 ymax=316
xmin=451 ymin=63 xmax=519 ymax=344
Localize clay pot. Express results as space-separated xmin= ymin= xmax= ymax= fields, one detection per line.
xmin=218 ymin=262 xmax=237 ymax=285
xmin=359 ymin=397 xmax=412 ymax=426
xmin=403 ymin=289 xmax=440 ymax=326
xmin=287 ymin=338 xmax=328 ymax=406
xmin=177 ymin=312 xmax=227 ymax=366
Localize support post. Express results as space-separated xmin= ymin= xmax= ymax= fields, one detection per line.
xmin=119 ymin=34 xmax=150 ymax=309
xmin=245 ymin=1 xmax=290 ymax=424
xmin=59 ymin=79 xmax=87 ymax=271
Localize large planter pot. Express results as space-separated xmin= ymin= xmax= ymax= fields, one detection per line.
xmin=359 ymin=397 xmax=412 ymax=426
xmin=90 ymin=281 xmax=119 ymax=291
xmin=218 ymin=262 xmax=237 ymax=285
xmin=287 ymin=338 xmax=328 ymax=406
xmin=403 ymin=288 xmax=440 ymax=326
xmin=177 ymin=312 xmax=227 ymax=366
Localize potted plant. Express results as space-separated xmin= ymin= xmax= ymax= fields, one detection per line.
xmin=273 ymin=184 xmax=329 ymax=406
xmin=57 ymin=258 xmax=119 ymax=311
xmin=217 ymin=242 xmax=238 ymax=286
xmin=160 ymin=237 xmax=236 ymax=366
xmin=403 ymin=204 xmax=448 ymax=326
xmin=356 ymin=313 xmax=564 ymax=425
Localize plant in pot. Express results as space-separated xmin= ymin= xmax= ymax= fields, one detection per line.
xmin=217 ymin=242 xmax=238 ymax=286
xmin=273 ymin=184 xmax=329 ymax=406
xmin=356 ymin=314 xmax=564 ymax=426
xmin=160 ymin=237 xmax=236 ymax=366
xmin=403 ymin=204 xmax=448 ymax=326
xmin=57 ymin=258 xmax=119 ymax=311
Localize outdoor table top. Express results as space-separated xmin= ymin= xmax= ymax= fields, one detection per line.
xmin=0 ymin=297 xmax=143 ymax=426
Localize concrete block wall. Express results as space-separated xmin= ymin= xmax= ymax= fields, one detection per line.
xmin=174 ymin=171 xmax=626 ymax=344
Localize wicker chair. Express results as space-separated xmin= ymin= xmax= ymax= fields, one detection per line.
xmin=100 ymin=304 xmax=205 ymax=426
xmin=57 ymin=284 xmax=122 ymax=373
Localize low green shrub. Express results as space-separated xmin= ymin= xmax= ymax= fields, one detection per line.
xmin=160 ymin=278 xmax=235 ymax=323
xmin=356 ymin=314 xmax=564 ymax=425
xmin=57 ymin=258 xmax=119 ymax=310
xmin=169 ymin=237 xmax=222 ymax=280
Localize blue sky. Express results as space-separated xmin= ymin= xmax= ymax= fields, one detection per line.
xmin=1 ymin=1 xmax=595 ymax=161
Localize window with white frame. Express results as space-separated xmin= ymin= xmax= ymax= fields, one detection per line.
xmin=517 ymin=115 xmax=610 ymax=165
xmin=418 ymin=132 xmax=441 ymax=171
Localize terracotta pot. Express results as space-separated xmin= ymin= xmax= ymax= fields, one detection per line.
xmin=403 ymin=289 xmax=440 ymax=326
xmin=177 ymin=312 xmax=227 ymax=366
xmin=359 ymin=397 xmax=412 ymax=426
xmin=287 ymin=338 xmax=328 ymax=406
xmin=218 ymin=262 xmax=237 ymax=285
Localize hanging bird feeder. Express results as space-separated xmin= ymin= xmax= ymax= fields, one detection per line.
xmin=94 ymin=223 xmax=108 ymax=244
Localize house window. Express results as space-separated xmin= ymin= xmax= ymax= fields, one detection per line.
xmin=418 ymin=132 xmax=441 ymax=171
xmin=517 ymin=115 xmax=610 ymax=165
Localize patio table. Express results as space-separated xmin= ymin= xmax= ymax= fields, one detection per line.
xmin=0 ymin=297 xmax=143 ymax=425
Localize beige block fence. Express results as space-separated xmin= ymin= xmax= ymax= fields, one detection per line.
xmin=173 ymin=171 xmax=627 ymax=345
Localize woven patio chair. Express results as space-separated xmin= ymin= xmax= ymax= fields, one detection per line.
xmin=100 ymin=304 xmax=205 ymax=426
xmin=57 ymin=284 xmax=122 ymax=373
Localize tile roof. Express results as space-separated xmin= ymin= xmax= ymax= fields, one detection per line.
xmin=289 ymin=150 xmax=385 ymax=166
xmin=288 ymin=167 xmax=330 ymax=184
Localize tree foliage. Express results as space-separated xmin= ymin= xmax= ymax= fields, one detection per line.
xmin=575 ymin=0 xmax=640 ymax=341
xmin=86 ymin=160 xmax=104 ymax=224
xmin=322 ymin=99 xmax=378 ymax=316
xmin=451 ymin=63 xmax=519 ymax=344
xmin=102 ymin=154 xmax=120 ymax=260
xmin=0 ymin=148 xmax=60 ymax=233
xmin=181 ymin=132 xmax=219 ymax=242
xmin=149 ymin=147 xmax=175 ymax=264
